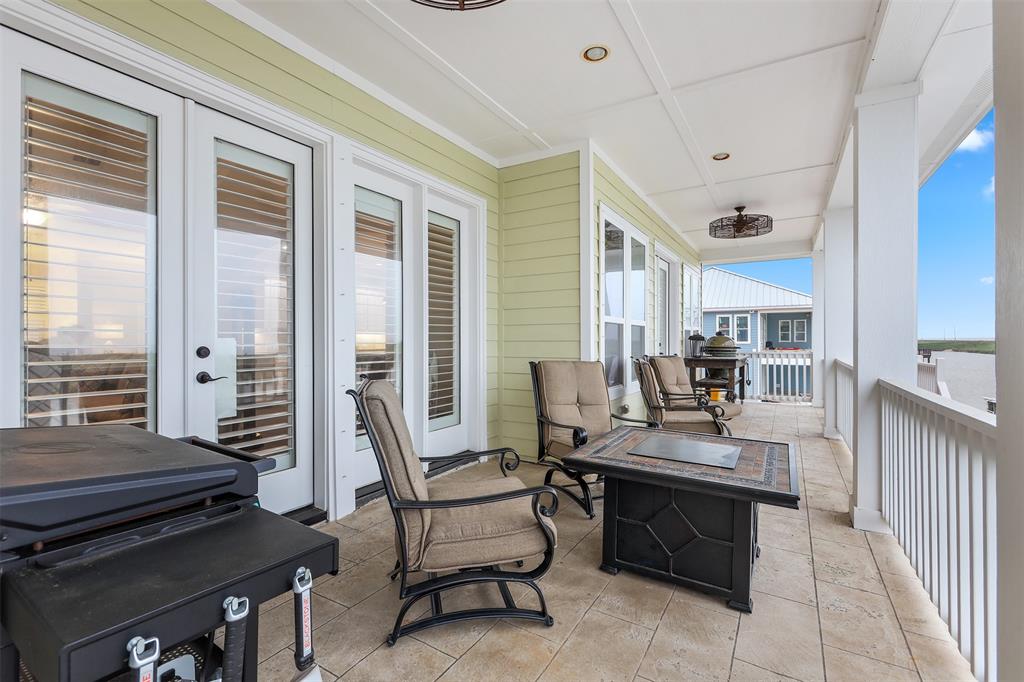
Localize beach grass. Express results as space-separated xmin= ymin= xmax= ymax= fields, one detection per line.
xmin=918 ymin=339 xmax=995 ymax=355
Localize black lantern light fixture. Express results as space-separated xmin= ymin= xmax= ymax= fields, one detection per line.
xmin=410 ymin=0 xmax=506 ymax=9
xmin=709 ymin=205 xmax=773 ymax=239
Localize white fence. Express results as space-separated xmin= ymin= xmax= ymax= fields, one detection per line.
xmin=880 ymin=379 xmax=997 ymax=681
xmin=835 ymin=359 xmax=854 ymax=447
xmin=747 ymin=350 xmax=812 ymax=402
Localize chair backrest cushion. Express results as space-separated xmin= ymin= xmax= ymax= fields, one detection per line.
xmin=361 ymin=380 xmax=430 ymax=568
xmin=534 ymin=361 xmax=613 ymax=454
xmin=634 ymin=358 xmax=665 ymax=423
xmin=649 ymin=355 xmax=693 ymax=403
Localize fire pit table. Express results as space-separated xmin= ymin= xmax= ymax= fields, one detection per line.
xmin=563 ymin=426 xmax=799 ymax=613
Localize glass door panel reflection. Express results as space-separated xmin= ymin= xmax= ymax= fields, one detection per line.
xmin=354 ymin=186 xmax=403 ymax=445
xmin=214 ymin=141 xmax=297 ymax=471
xmin=20 ymin=74 xmax=157 ymax=429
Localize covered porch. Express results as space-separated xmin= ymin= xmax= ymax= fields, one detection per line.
xmin=0 ymin=0 xmax=1021 ymax=679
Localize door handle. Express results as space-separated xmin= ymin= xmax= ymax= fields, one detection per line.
xmin=196 ymin=371 xmax=229 ymax=384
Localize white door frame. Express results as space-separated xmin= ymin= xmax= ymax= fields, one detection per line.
xmin=0 ymin=27 xmax=186 ymax=435
xmin=654 ymin=242 xmax=682 ymax=357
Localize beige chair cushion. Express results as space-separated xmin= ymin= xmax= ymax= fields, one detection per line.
xmin=362 ymin=380 xmax=431 ymax=569
xmin=634 ymin=358 xmax=665 ymax=423
xmin=421 ymin=477 xmax=556 ymax=571
xmin=661 ymin=410 xmax=721 ymax=434
xmin=534 ymin=361 xmax=613 ymax=458
xmin=649 ymin=355 xmax=693 ymax=401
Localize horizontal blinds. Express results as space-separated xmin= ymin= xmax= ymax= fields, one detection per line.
xmin=427 ymin=213 xmax=459 ymax=427
xmin=214 ymin=145 xmax=296 ymax=464
xmin=21 ymin=74 xmax=157 ymax=429
xmin=355 ymin=187 xmax=403 ymax=437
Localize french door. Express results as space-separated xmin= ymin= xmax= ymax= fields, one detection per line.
xmin=0 ymin=29 xmax=315 ymax=512
xmin=187 ymin=106 xmax=314 ymax=512
xmin=349 ymin=164 xmax=476 ymax=490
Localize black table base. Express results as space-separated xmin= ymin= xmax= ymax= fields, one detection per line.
xmin=598 ymin=477 xmax=759 ymax=612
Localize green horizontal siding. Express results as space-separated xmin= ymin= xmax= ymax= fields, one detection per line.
xmin=498 ymin=152 xmax=581 ymax=460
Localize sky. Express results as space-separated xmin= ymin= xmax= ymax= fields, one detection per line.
xmin=708 ymin=109 xmax=996 ymax=340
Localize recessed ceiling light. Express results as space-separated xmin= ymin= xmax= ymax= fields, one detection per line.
xmin=582 ymin=45 xmax=610 ymax=63
xmin=712 ymin=152 xmax=730 ymax=161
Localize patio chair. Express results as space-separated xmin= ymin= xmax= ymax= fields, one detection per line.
xmin=347 ymin=378 xmax=558 ymax=646
xmin=647 ymin=354 xmax=741 ymax=434
xmin=633 ymin=357 xmax=729 ymax=435
xmin=529 ymin=360 xmax=658 ymax=518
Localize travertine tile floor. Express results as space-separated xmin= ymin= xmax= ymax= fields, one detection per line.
xmin=259 ymin=404 xmax=974 ymax=681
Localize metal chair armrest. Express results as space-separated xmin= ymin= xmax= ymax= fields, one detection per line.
xmin=612 ymin=413 xmax=660 ymax=428
xmin=419 ymin=447 xmax=522 ymax=476
xmin=392 ymin=485 xmax=560 ymax=518
xmin=537 ymin=415 xmax=588 ymax=448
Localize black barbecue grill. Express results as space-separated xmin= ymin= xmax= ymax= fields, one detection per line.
xmin=0 ymin=425 xmax=340 ymax=682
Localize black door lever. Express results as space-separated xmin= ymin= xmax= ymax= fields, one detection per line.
xmin=196 ymin=371 xmax=228 ymax=384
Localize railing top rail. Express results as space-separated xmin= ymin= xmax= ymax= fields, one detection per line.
xmin=835 ymin=359 xmax=853 ymax=372
xmin=879 ymin=377 xmax=997 ymax=438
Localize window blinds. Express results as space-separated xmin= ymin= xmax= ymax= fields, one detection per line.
xmin=427 ymin=212 xmax=459 ymax=429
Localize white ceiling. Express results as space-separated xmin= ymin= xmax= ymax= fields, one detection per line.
xmin=229 ymin=0 xmax=991 ymax=258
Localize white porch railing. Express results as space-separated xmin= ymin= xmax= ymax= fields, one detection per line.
xmin=835 ymin=359 xmax=854 ymax=447
xmin=746 ymin=350 xmax=812 ymax=402
xmin=917 ymin=358 xmax=951 ymax=398
xmin=880 ymin=379 xmax=997 ymax=681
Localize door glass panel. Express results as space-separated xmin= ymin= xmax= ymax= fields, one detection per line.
xmin=603 ymin=224 xmax=623 ymax=318
xmin=354 ymin=186 xmax=403 ymax=443
xmin=427 ymin=211 xmax=459 ymax=431
xmin=213 ymin=140 xmax=297 ymax=472
xmin=631 ymin=324 xmax=645 ymax=364
xmin=657 ymin=261 xmax=668 ymax=354
xmin=630 ymin=237 xmax=646 ymax=323
xmin=605 ymin=322 xmax=623 ymax=387
xmin=21 ymin=74 xmax=157 ymax=428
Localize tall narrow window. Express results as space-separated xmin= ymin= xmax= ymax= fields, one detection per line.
xmin=603 ymin=223 xmax=625 ymax=388
xmin=354 ymin=186 xmax=403 ymax=439
xmin=779 ymin=319 xmax=792 ymax=343
xmin=21 ymin=74 xmax=157 ymax=428
xmin=717 ymin=314 xmax=732 ymax=336
xmin=794 ymin=319 xmax=807 ymax=342
xmin=602 ymin=213 xmax=648 ymax=393
xmin=656 ymin=257 xmax=669 ymax=354
xmin=213 ymin=141 xmax=297 ymax=469
xmin=427 ymin=211 xmax=459 ymax=430
xmin=734 ymin=314 xmax=750 ymax=344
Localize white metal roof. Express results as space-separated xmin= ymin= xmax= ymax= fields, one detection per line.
xmin=702 ymin=267 xmax=812 ymax=311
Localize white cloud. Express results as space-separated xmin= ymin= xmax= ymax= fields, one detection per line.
xmin=980 ymin=276 xmax=995 ymax=285
xmin=958 ymin=127 xmax=994 ymax=152
xmin=984 ymin=175 xmax=995 ymax=198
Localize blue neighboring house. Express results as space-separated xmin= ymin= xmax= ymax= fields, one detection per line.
xmin=701 ymin=267 xmax=812 ymax=351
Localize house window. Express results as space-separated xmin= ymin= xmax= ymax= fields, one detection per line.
xmin=602 ymin=210 xmax=647 ymax=393
xmin=779 ymin=319 xmax=792 ymax=343
xmin=716 ymin=314 xmax=732 ymax=337
xmin=427 ymin=211 xmax=460 ymax=431
xmin=734 ymin=314 xmax=750 ymax=344
xmin=794 ymin=319 xmax=807 ymax=343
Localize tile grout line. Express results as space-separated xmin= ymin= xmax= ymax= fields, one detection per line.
xmin=864 ymin=533 xmax=925 ymax=681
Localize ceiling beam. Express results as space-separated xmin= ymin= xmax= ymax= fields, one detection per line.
xmin=701 ymin=238 xmax=815 ymax=265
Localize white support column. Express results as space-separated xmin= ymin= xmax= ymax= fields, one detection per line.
xmin=995 ymin=1 xmax=1024 ymax=677
xmin=823 ymin=208 xmax=853 ymax=439
xmin=811 ymin=247 xmax=824 ymax=407
xmin=851 ymin=83 xmax=921 ymax=532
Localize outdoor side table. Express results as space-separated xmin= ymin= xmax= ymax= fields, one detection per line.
xmin=563 ymin=427 xmax=799 ymax=613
